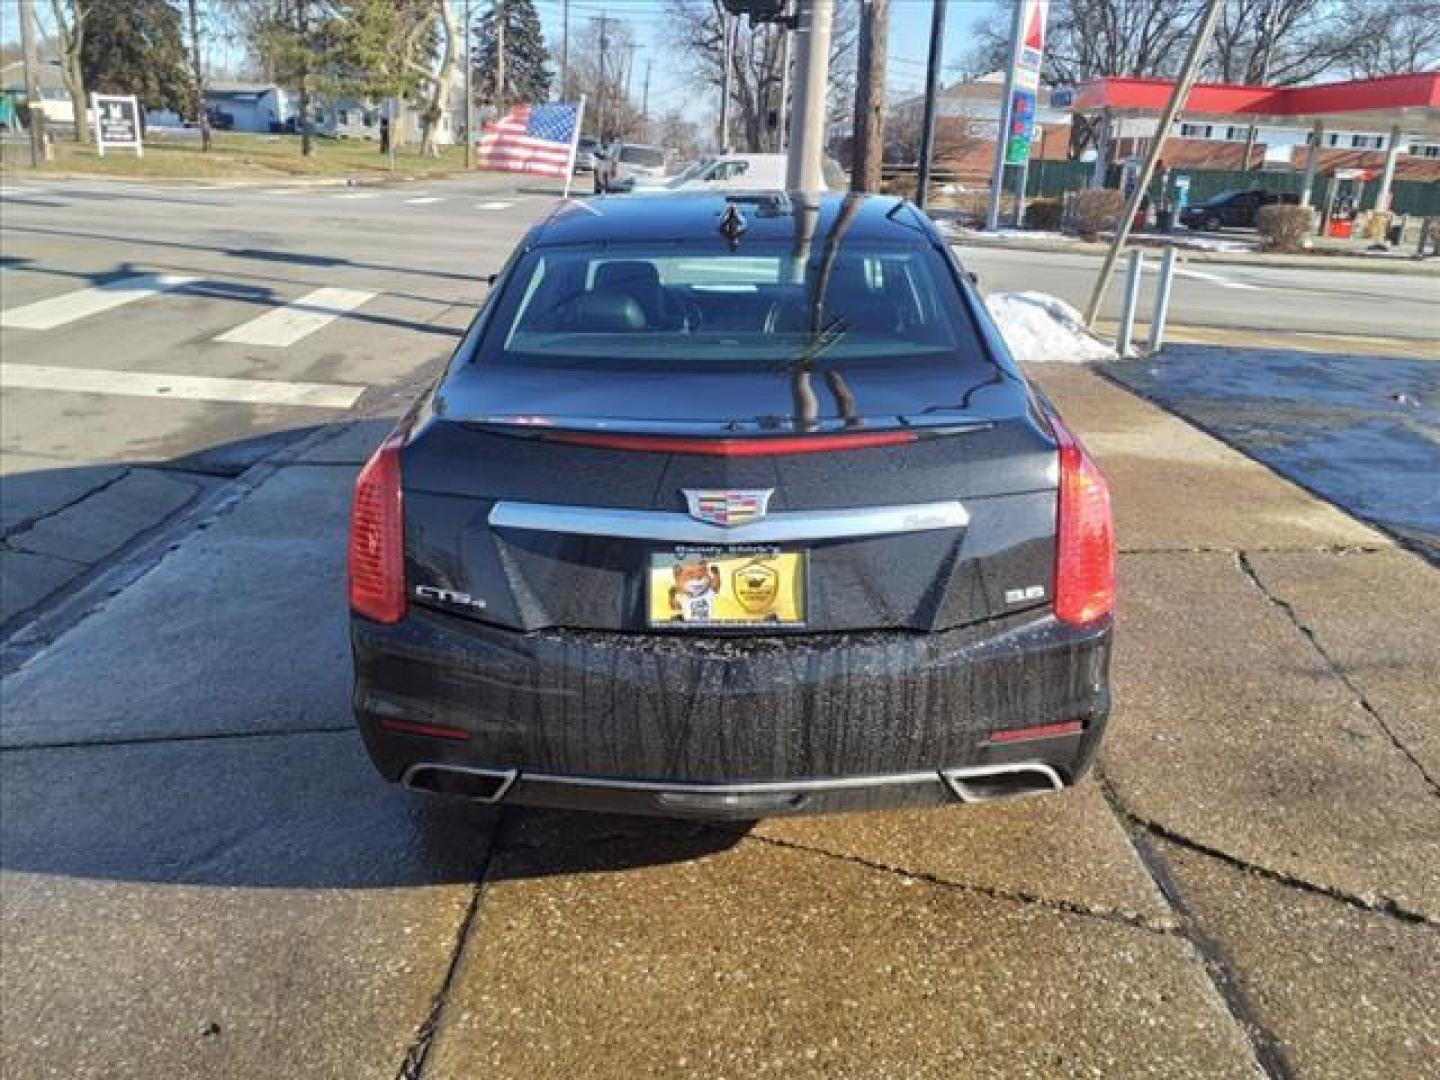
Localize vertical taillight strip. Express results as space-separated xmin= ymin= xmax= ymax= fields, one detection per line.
xmin=348 ymin=434 xmax=406 ymax=624
xmin=1051 ymin=416 xmax=1116 ymax=627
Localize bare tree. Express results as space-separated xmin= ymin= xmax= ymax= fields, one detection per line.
xmin=410 ymin=0 xmax=456 ymax=156
xmin=48 ymin=1 xmax=92 ymax=143
xmin=1341 ymin=0 xmax=1440 ymax=76
xmin=558 ymin=16 xmax=646 ymax=141
xmin=665 ymin=0 xmax=858 ymax=152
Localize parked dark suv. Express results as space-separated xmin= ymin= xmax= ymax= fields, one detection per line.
xmin=1181 ymin=189 xmax=1299 ymax=232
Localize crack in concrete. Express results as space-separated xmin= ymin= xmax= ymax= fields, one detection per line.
xmin=0 ymin=467 xmax=133 ymax=542
xmin=1096 ymin=777 xmax=1298 ymax=1080
xmin=1120 ymin=544 xmax=1388 ymax=556
xmin=1235 ymin=550 xmax=1440 ymax=797
xmin=727 ymin=827 xmax=1182 ymax=938
xmin=395 ymin=811 xmax=500 ymax=1080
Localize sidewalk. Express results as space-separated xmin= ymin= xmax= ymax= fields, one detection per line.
xmin=2 ymin=364 xmax=1436 ymax=1078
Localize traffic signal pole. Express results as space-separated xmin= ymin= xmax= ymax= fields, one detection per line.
xmin=785 ymin=0 xmax=834 ymax=193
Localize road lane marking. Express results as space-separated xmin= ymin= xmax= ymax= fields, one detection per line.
xmin=0 ymin=274 xmax=198 ymax=331
xmin=1172 ymin=266 xmax=1263 ymax=291
xmin=333 ymin=191 xmax=380 ymax=200
xmin=476 ymin=201 xmax=515 ymax=210
xmin=214 ymin=287 xmax=376 ymax=347
xmin=406 ymin=196 xmax=444 ymax=204
xmin=0 ymin=364 xmax=364 ymax=409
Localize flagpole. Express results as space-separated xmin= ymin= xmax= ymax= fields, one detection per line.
xmin=562 ymin=95 xmax=585 ymax=200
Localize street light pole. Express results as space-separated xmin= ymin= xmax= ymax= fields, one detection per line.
xmin=719 ymin=13 xmax=735 ymax=151
xmin=984 ymin=0 xmax=1025 ymax=231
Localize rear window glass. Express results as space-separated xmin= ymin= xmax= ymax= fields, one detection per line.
xmin=474 ymin=241 xmax=989 ymax=368
xmin=620 ymin=146 xmax=665 ymax=166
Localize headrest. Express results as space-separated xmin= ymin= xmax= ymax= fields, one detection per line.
xmin=570 ymin=291 xmax=647 ymax=332
xmin=595 ymin=260 xmax=661 ymax=292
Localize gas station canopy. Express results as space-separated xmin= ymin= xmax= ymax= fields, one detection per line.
xmin=1073 ymin=71 xmax=1440 ymax=138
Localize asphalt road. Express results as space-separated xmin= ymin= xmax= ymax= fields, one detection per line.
xmin=3 ymin=177 xmax=1438 ymax=1079
xmin=959 ymin=243 xmax=1440 ymax=342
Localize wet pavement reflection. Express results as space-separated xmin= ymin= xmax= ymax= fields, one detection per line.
xmin=1109 ymin=345 xmax=1440 ymax=563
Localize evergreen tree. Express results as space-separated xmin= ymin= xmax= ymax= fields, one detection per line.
xmin=81 ymin=0 xmax=195 ymax=117
xmin=473 ymin=0 xmax=553 ymax=110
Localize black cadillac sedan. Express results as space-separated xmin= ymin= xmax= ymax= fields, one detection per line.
xmin=349 ymin=192 xmax=1114 ymax=818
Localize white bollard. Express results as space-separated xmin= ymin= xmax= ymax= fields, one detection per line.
xmin=1116 ymin=249 xmax=1145 ymax=357
xmin=1149 ymin=246 xmax=1177 ymax=353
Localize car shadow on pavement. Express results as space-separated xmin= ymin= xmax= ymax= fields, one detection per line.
xmin=2 ymin=422 xmax=749 ymax=891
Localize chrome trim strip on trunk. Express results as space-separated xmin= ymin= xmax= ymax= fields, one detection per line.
xmin=520 ymin=770 xmax=945 ymax=794
xmin=488 ymin=500 xmax=969 ymax=543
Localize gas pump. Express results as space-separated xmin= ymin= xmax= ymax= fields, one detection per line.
xmin=1322 ymin=167 xmax=1373 ymax=238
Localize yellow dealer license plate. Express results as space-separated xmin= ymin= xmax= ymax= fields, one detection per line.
xmin=648 ymin=546 xmax=806 ymax=628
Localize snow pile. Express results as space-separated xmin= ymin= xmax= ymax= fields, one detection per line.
xmin=985 ymin=291 xmax=1119 ymax=364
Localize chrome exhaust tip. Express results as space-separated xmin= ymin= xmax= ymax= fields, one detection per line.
xmin=939 ymin=763 xmax=1065 ymax=803
xmin=401 ymin=764 xmax=518 ymax=804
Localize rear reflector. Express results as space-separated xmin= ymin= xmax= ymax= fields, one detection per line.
xmin=348 ymin=434 xmax=406 ymax=624
xmin=1052 ymin=417 xmax=1115 ymax=627
xmin=540 ymin=430 xmax=917 ymax=456
xmin=986 ymin=720 xmax=1085 ymax=744
xmin=380 ymin=718 xmax=469 ymax=741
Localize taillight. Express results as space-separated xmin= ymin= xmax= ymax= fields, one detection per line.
xmin=1052 ymin=417 xmax=1115 ymax=627
xmin=349 ymin=435 xmax=406 ymax=623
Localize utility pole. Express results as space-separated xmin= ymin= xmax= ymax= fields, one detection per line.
xmin=984 ymin=0 xmax=1025 ymax=231
xmin=19 ymin=0 xmax=46 ymax=166
xmin=785 ymin=0 xmax=835 ymax=192
xmin=1084 ymin=0 xmax=1226 ymax=327
xmin=495 ymin=0 xmax=507 ymax=116
xmin=777 ymin=25 xmax=792 ymax=151
xmin=718 ymin=13 xmax=735 ymax=150
xmin=463 ymin=0 xmax=473 ymax=166
xmin=597 ymin=15 xmax=611 ymax=140
xmin=187 ymin=0 xmax=212 ymax=152
xmin=851 ymin=0 xmax=889 ymax=193
xmin=642 ymin=59 xmax=653 ymax=142
xmin=561 ymin=0 xmax=570 ymax=100
xmin=915 ymin=0 xmax=947 ymax=210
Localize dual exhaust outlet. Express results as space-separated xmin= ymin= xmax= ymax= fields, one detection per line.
xmin=400 ymin=761 xmax=1065 ymax=810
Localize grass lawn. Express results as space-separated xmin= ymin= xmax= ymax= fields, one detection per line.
xmin=0 ymin=131 xmax=470 ymax=181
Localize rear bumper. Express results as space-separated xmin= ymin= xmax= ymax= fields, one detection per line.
xmin=352 ymin=607 xmax=1112 ymax=818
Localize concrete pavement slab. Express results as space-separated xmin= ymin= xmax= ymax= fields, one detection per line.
xmin=0 ymin=548 xmax=84 ymax=624
xmin=0 ymin=731 xmax=495 ymax=1080
xmin=0 ymin=456 xmax=125 ymax=531
xmin=1103 ymin=551 xmax=1440 ymax=921
xmin=285 ymin=418 xmax=392 ymax=465
xmin=752 ymin=780 xmax=1174 ymax=928
xmin=1026 ymin=364 xmax=1388 ymax=552
xmin=1157 ymin=839 xmax=1440 ymax=1080
xmin=427 ymin=811 xmax=1261 ymax=1080
xmin=1245 ymin=549 xmax=1440 ymax=782
xmin=7 ymin=467 xmax=200 ymax=564
xmin=1 ymin=463 xmax=353 ymax=747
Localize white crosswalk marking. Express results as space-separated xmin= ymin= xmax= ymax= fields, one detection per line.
xmin=214 ymin=287 xmax=376 ymax=348
xmin=405 ymin=196 xmax=444 ymax=205
xmin=476 ymin=201 xmax=515 ymax=210
xmin=0 ymin=274 xmax=198 ymax=331
xmin=1172 ymin=266 xmax=1263 ymax=291
xmin=333 ymin=191 xmax=380 ymax=200
xmin=0 ymin=364 xmax=364 ymax=409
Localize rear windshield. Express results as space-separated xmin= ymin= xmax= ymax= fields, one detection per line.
xmin=620 ymin=146 xmax=665 ymax=166
xmin=474 ymin=241 xmax=990 ymax=369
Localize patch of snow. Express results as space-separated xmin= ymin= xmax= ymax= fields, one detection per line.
xmin=1166 ymin=235 xmax=1257 ymax=253
xmin=985 ymin=291 xmax=1120 ymax=364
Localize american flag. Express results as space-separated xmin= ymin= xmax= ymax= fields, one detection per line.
xmin=476 ymin=103 xmax=580 ymax=178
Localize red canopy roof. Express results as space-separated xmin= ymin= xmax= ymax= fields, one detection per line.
xmin=1074 ymin=72 xmax=1440 ymax=135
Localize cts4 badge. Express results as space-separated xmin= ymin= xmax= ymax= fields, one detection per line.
xmin=682 ymin=488 xmax=773 ymax=528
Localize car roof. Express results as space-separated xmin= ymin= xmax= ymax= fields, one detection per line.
xmin=528 ymin=192 xmax=937 ymax=249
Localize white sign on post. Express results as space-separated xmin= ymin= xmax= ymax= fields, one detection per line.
xmin=91 ymin=93 xmax=144 ymax=158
